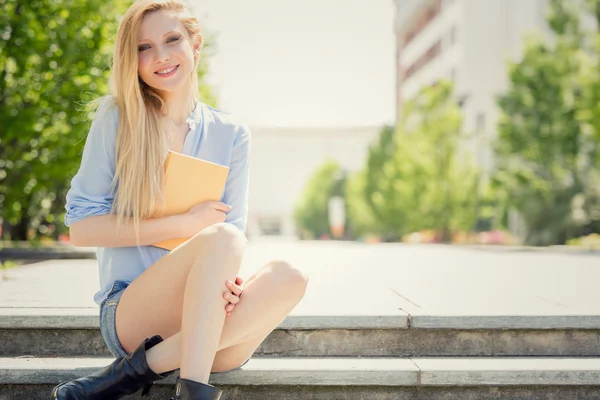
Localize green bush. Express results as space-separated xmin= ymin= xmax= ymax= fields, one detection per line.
xmin=294 ymin=160 xmax=343 ymax=239
xmin=345 ymin=169 xmax=378 ymax=239
xmin=345 ymin=82 xmax=480 ymax=242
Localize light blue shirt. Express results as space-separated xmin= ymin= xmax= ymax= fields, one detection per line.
xmin=64 ymin=97 xmax=251 ymax=306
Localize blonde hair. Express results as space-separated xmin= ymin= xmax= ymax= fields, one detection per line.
xmin=90 ymin=0 xmax=203 ymax=244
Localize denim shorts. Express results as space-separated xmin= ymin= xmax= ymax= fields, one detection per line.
xmin=98 ymin=280 xmax=251 ymax=374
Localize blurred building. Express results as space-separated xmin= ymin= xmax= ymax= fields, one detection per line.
xmin=393 ymin=0 xmax=549 ymax=178
xmin=246 ymin=126 xmax=380 ymax=237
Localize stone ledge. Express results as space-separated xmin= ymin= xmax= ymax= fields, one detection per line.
xmin=3 ymin=310 xmax=600 ymax=330
xmin=411 ymin=315 xmax=600 ymax=329
xmin=0 ymin=247 xmax=96 ymax=261
xmin=415 ymin=357 xmax=600 ymax=385
xmin=4 ymin=383 xmax=600 ymax=400
xmin=2 ymin=357 xmax=600 ymax=386
xmin=0 ymin=311 xmax=409 ymax=330
xmin=0 ymin=357 xmax=417 ymax=386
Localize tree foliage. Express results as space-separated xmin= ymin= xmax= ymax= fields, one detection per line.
xmin=345 ymin=81 xmax=479 ymax=241
xmin=293 ymin=160 xmax=344 ymax=240
xmin=0 ymin=0 xmax=216 ymax=240
xmin=494 ymin=0 xmax=600 ymax=245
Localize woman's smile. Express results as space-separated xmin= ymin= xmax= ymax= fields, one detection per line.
xmin=155 ymin=64 xmax=179 ymax=77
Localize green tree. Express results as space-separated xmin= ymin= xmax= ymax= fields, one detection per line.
xmin=494 ymin=0 xmax=600 ymax=245
xmin=361 ymin=125 xmax=398 ymax=238
xmin=0 ymin=0 xmax=216 ymax=241
xmin=577 ymin=0 xmax=600 ymax=235
xmin=389 ymin=81 xmax=479 ymax=241
xmin=294 ymin=160 xmax=343 ymax=240
xmin=345 ymin=169 xmax=378 ymax=239
xmin=349 ymin=81 xmax=479 ymax=242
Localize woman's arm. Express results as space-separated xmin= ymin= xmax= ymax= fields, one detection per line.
xmin=65 ymin=98 xmax=166 ymax=248
xmin=69 ymin=213 xmax=184 ymax=248
xmin=221 ymin=123 xmax=251 ymax=236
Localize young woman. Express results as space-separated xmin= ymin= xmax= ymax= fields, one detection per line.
xmin=51 ymin=1 xmax=309 ymax=399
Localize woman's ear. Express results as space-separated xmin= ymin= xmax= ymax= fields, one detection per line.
xmin=192 ymin=42 xmax=201 ymax=70
xmin=194 ymin=34 xmax=203 ymax=55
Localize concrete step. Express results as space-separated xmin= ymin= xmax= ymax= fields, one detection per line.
xmin=2 ymin=357 xmax=600 ymax=399
xmin=2 ymin=310 xmax=600 ymax=358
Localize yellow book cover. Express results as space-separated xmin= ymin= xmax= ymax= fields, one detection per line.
xmin=151 ymin=151 xmax=230 ymax=250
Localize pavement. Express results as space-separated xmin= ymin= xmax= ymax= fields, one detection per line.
xmin=1 ymin=237 xmax=599 ymax=328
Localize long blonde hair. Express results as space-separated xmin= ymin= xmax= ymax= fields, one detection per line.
xmin=90 ymin=0 xmax=202 ymax=243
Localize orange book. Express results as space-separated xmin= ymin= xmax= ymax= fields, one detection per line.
xmin=151 ymin=151 xmax=230 ymax=250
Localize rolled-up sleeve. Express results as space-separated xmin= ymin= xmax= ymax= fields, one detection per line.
xmin=64 ymin=100 xmax=118 ymax=227
xmin=222 ymin=123 xmax=251 ymax=236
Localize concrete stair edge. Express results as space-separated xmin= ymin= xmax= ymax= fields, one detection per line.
xmin=2 ymin=357 xmax=600 ymax=387
xmin=3 ymin=312 xmax=600 ymax=330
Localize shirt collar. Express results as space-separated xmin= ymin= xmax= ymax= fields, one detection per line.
xmin=185 ymin=98 xmax=202 ymax=131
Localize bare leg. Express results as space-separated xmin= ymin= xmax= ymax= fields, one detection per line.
xmin=113 ymin=223 xmax=308 ymax=383
xmin=145 ymin=261 xmax=308 ymax=374
xmin=177 ymin=225 xmax=246 ymax=383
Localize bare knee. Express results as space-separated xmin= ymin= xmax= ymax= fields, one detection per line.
xmin=266 ymin=260 xmax=308 ymax=302
xmin=203 ymin=222 xmax=246 ymax=244
xmin=191 ymin=222 xmax=246 ymax=254
xmin=189 ymin=223 xmax=246 ymax=274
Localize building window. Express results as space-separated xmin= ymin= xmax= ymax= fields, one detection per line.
xmin=403 ymin=0 xmax=442 ymax=46
xmin=404 ymin=39 xmax=442 ymax=80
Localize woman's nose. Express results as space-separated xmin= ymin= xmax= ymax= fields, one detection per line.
xmin=155 ymin=46 xmax=170 ymax=64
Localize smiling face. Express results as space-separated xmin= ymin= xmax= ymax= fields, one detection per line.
xmin=137 ymin=10 xmax=200 ymax=95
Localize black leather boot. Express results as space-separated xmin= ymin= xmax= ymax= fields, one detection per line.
xmin=170 ymin=376 xmax=223 ymax=400
xmin=51 ymin=335 xmax=175 ymax=399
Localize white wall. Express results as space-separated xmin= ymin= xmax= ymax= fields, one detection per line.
xmin=461 ymin=0 xmax=549 ymax=176
xmin=247 ymin=126 xmax=381 ymax=236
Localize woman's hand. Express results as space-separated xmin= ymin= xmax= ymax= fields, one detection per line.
xmin=178 ymin=201 xmax=231 ymax=237
xmin=224 ymin=276 xmax=244 ymax=317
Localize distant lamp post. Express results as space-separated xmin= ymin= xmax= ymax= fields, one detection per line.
xmin=328 ymin=196 xmax=345 ymax=239
xmin=328 ymin=170 xmax=347 ymax=239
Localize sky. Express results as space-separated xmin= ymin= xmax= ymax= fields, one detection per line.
xmin=190 ymin=0 xmax=397 ymax=128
